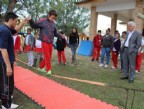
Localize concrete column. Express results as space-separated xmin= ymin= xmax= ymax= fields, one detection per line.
xmin=89 ymin=6 xmax=98 ymax=40
xmin=133 ymin=0 xmax=143 ymax=32
xmin=111 ymin=13 xmax=118 ymax=36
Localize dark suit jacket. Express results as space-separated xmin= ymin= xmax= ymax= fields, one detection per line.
xmin=122 ymin=30 xmax=142 ymax=54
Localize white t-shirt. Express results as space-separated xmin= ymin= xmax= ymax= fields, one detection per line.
xmin=112 ymin=39 xmax=118 ymax=51
xmin=35 ymin=39 xmax=42 ymax=48
xmin=13 ymin=35 xmax=17 ymax=46
xmin=25 ymin=35 xmax=30 ymax=45
xmin=124 ymin=31 xmax=134 ymax=47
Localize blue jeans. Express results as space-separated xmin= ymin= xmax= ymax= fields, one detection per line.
xmin=70 ymin=43 xmax=78 ymax=56
xmin=100 ymin=47 xmax=110 ymax=65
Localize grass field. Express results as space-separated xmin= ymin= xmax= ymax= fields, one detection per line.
xmin=15 ymin=47 xmax=144 ymax=109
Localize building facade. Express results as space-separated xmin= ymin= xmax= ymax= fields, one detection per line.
xmin=76 ymin=0 xmax=144 ymax=40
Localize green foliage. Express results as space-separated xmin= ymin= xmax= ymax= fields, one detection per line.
xmin=0 ymin=0 xmax=89 ymax=34
xmin=48 ymin=0 xmax=89 ymax=35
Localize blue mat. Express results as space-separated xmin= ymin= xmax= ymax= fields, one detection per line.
xmin=77 ymin=40 xmax=93 ymax=56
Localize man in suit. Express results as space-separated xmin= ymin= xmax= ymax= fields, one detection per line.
xmin=121 ymin=21 xmax=142 ymax=83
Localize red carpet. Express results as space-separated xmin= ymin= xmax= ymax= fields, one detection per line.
xmin=14 ymin=66 xmax=119 ymax=109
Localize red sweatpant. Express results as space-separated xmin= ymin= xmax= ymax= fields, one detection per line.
xmin=92 ymin=47 xmax=101 ymax=60
xmin=112 ymin=51 xmax=119 ymax=68
xmin=57 ymin=51 xmax=66 ymax=63
xmin=39 ymin=42 xmax=53 ymax=72
xmin=136 ymin=53 xmax=143 ymax=71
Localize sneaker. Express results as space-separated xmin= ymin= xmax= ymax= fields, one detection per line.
xmin=2 ymin=103 xmax=19 ymax=109
xmin=135 ymin=70 xmax=140 ymax=73
xmin=99 ymin=63 xmax=104 ymax=67
xmin=96 ymin=59 xmax=99 ymax=62
xmin=112 ymin=66 xmax=116 ymax=69
xmin=46 ymin=70 xmax=52 ymax=75
xmin=27 ymin=62 xmax=31 ymax=66
xmin=37 ymin=67 xmax=41 ymax=71
xmin=104 ymin=64 xmax=108 ymax=68
xmin=64 ymin=63 xmax=67 ymax=65
xmin=37 ymin=67 xmax=46 ymax=73
xmin=91 ymin=58 xmax=95 ymax=62
xmin=29 ymin=63 xmax=34 ymax=67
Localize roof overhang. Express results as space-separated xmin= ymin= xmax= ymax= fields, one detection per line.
xmin=76 ymin=0 xmax=140 ymax=22
xmin=75 ymin=0 xmax=107 ymax=5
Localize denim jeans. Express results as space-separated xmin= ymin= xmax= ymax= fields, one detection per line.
xmin=70 ymin=43 xmax=78 ymax=56
xmin=100 ymin=47 xmax=110 ymax=65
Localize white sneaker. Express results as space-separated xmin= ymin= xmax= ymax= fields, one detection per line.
xmin=135 ymin=70 xmax=139 ymax=73
xmin=27 ymin=62 xmax=31 ymax=66
xmin=112 ymin=66 xmax=116 ymax=69
xmin=29 ymin=63 xmax=34 ymax=67
xmin=99 ymin=63 xmax=104 ymax=67
xmin=104 ymin=64 xmax=108 ymax=68
xmin=11 ymin=103 xmax=19 ymax=109
xmin=2 ymin=103 xmax=19 ymax=109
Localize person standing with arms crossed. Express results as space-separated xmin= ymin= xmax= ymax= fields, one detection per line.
xmin=121 ymin=21 xmax=141 ymax=83
xmin=0 ymin=12 xmax=28 ymax=109
xmin=28 ymin=10 xmax=61 ymax=75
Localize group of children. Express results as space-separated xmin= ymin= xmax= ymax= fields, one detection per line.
xmin=92 ymin=29 xmax=144 ymax=73
xmin=13 ymin=28 xmax=68 ymax=68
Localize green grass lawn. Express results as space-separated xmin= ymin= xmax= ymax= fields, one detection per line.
xmin=16 ymin=48 xmax=144 ymax=109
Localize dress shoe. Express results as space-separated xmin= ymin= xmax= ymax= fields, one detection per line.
xmin=120 ymin=76 xmax=129 ymax=80
xmin=128 ymin=79 xmax=134 ymax=83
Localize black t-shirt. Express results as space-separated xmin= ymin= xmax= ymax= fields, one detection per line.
xmin=0 ymin=24 xmax=17 ymax=63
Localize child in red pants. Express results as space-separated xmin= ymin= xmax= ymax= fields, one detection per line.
xmin=112 ymin=33 xmax=121 ymax=69
xmin=29 ymin=10 xmax=62 ymax=75
xmin=135 ymin=37 xmax=144 ymax=73
xmin=56 ymin=31 xmax=67 ymax=65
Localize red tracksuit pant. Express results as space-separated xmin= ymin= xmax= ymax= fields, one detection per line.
xmin=136 ymin=53 xmax=143 ymax=71
xmin=57 ymin=51 xmax=66 ymax=63
xmin=92 ymin=47 xmax=101 ymax=60
xmin=39 ymin=42 xmax=53 ymax=72
xmin=112 ymin=51 xmax=119 ymax=68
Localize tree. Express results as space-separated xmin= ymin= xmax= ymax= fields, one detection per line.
xmin=17 ymin=0 xmax=48 ymax=21
xmin=0 ymin=0 xmax=17 ymax=24
xmin=0 ymin=0 xmax=48 ymax=24
xmin=48 ymin=0 xmax=89 ymax=35
xmin=0 ymin=0 xmax=89 ymax=34
xmin=7 ymin=0 xmax=17 ymax=12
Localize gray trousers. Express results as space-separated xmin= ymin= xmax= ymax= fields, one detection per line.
xmin=123 ymin=48 xmax=137 ymax=80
